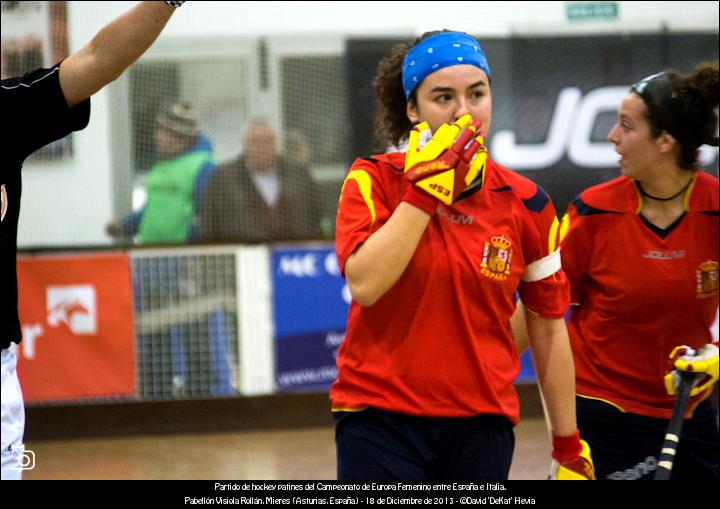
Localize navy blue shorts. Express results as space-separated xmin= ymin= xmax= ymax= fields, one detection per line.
xmin=577 ymin=395 xmax=720 ymax=480
xmin=334 ymin=407 xmax=514 ymax=480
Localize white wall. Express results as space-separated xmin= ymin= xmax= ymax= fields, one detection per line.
xmin=16 ymin=1 xmax=720 ymax=248
xmin=60 ymin=1 xmax=720 ymax=38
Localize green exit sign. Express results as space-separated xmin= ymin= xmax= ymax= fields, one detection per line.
xmin=566 ymin=2 xmax=619 ymax=21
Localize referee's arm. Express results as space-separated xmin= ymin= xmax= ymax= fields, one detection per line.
xmin=59 ymin=2 xmax=177 ymax=109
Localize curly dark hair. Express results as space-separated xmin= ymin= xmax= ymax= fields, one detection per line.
xmin=373 ymin=30 xmax=465 ymax=149
xmin=641 ymin=61 xmax=719 ymax=170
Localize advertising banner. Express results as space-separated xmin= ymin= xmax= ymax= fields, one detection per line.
xmin=16 ymin=252 xmax=136 ymax=402
xmin=272 ymin=245 xmax=349 ymax=391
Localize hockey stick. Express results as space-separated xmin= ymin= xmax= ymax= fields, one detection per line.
xmin=654 ymin=370 xmax=698 ymax=480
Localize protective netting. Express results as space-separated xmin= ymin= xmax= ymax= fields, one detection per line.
xmin=3 ymin=3 xmax=717 ymax=247
xmin=117 ymin=51 xmax=346 ymax=245
xmin=132 ymin=251 xmax=239 ymax=400
xmin=1 ymin=1 xmax=71 ymax=158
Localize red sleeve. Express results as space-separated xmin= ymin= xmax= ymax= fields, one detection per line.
xmin=517 ymin=187 xmax=570 ymax=318
xmin=335 ymin=159 xmax=394 ymax=274
xmin=559 ymin=200 xmax=593 ymax=305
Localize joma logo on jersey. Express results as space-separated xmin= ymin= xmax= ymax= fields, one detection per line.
xmin=437 ymin=207 xmax=474 ymax=225
xmin=642 ymin=249 xmax=686 ymax=260
xmin=481 ymin=235 xmax=513 ymax=281
xmin=696 ymin=260 xmax=718 ymax=298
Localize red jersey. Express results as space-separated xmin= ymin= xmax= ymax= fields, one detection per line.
xmin=331 ymin=153 xmax=570 ymax=424
xmin=560 ymin=172 xmax=719 ymax=418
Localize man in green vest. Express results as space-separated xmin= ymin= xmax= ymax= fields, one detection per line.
xmin=107 ymin=102 xmax=215 ymax=243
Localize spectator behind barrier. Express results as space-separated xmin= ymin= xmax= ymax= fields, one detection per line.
xmin=198 ymin=120 xmax=321 ymax=243
xmin=107 ymin=101 xmax=216 ymax=244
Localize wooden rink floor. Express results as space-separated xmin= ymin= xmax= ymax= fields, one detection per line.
xmin=23 ymin=418 xmax=551 ymax=480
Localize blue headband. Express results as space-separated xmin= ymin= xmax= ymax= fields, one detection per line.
xmin=402 ymin=32 xmax=491 ymax=100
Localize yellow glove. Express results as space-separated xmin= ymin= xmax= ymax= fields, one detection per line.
xmin=665 ymin=344 xmax=719 ymax=397
xmin=402 ymin=115 xmax=487 ymax=213
xmin=549 ymin=432 xmax=594 ymax=480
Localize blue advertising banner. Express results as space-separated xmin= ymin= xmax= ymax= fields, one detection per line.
xmin=272 ymin=245 xmax=350 ymax=391
xmin=272 ymin=245 xmax=538 ymax=390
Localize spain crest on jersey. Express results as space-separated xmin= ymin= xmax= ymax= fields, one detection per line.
xmin=481 ymin=235 xmax=513 ymax=281
xmin=696 ymin=260 xmax=718 ymax=298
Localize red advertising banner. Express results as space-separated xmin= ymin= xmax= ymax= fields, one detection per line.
xmin=16 ymin=252 xmax=136 ymax=402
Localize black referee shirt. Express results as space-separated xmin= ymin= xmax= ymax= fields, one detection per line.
xmin=1 ymin=64 xmax=90 ymax=349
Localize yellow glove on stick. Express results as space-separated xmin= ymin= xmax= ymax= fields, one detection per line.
xmin=665 ymin=344 xmax=719 ymax=397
